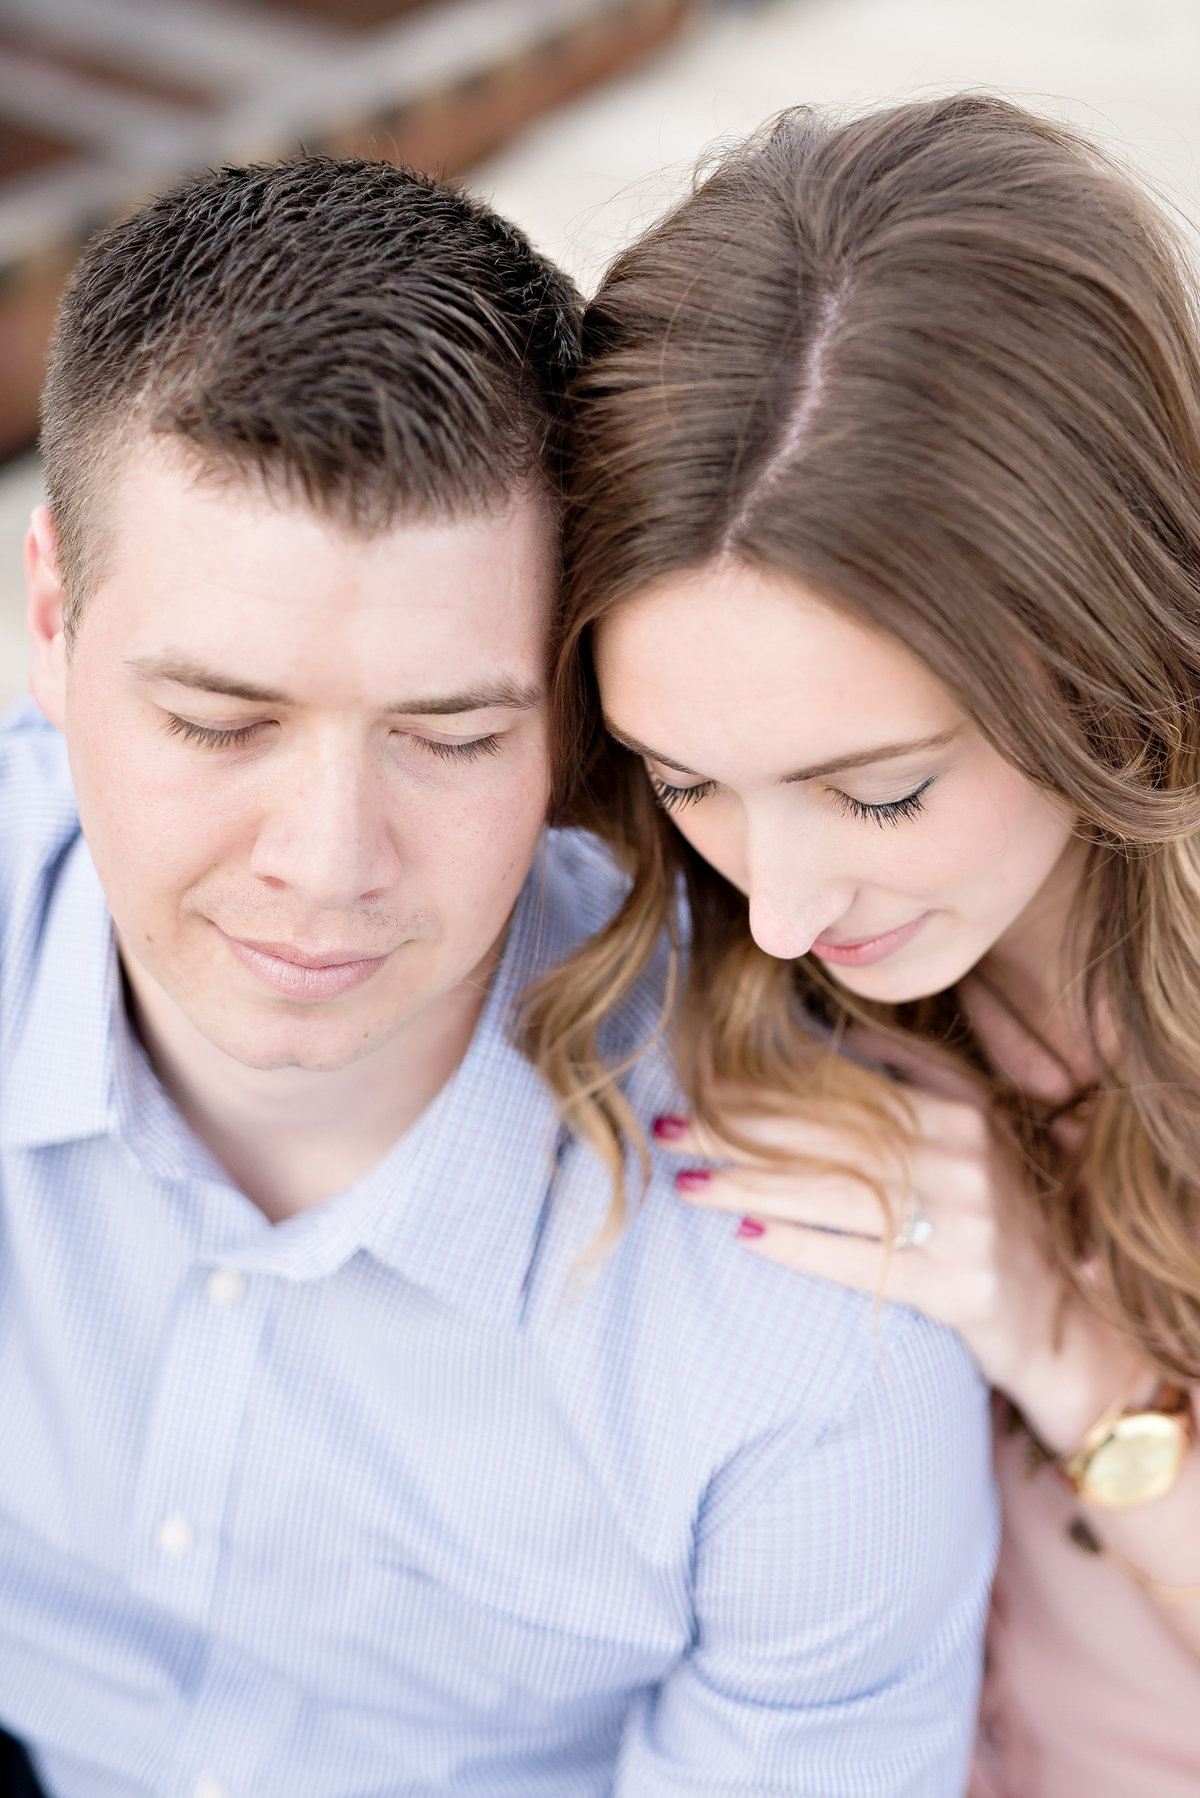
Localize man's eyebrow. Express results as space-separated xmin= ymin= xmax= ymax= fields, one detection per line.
xmin=127 ymin=658 xmax=542 ymax=714
xmin=391 ymin=680 xmax=543 ymax=715
xmin=126 ymin=658 xmax=287 ymax=703
xmin=604 ymin=723 xmax=961 ymax=784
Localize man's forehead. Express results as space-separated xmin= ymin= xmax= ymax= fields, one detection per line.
xmin=113 ymin=441 xmax=549 ymax=550
xmin=82 ymin=440 xmax=557 ymax=670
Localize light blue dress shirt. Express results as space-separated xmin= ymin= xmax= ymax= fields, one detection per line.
xmin=0 ymin=703 xmax=997 ymax=1798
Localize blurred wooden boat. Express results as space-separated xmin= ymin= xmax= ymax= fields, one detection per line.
xmin=0 ymin=0 xmax=693 ymax=457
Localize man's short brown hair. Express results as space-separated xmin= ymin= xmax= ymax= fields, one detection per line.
xmin=40 ymin=154 xmax=581 ymax=629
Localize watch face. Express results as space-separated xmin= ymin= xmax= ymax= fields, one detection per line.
xmin=1084 ymin=1414 xmax=1189 ymax=1509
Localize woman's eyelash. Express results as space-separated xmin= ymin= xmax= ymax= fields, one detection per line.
xmin=165 ymin=714 xmax=267 ymax=749
xmin=649 ymin=768 xmax=935 ymax=824
xmin=648 ymin=774 xmax=717 ymax=814
xmin=835 ymin=778 xmax=935 ymax=826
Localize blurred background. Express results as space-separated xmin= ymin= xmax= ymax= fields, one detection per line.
xmin=1 ymin=0 xmax=1198 ymax=707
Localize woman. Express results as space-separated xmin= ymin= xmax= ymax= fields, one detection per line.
xmin=527 ymin=96 xmax=1200 ymax=1795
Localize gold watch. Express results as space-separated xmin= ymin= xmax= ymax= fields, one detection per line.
xmin=1063 ymin=1381 xmax=1195 ymax=1509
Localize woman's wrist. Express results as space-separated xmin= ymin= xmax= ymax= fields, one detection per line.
xmin=1090 ymin=1426 xmax=1200 ymax=1584
xmin=995 ymin=1306 xmax=1155 ymax=1457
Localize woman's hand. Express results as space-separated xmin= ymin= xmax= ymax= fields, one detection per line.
xmin=661 ymin=1046 xmax=1200 ymax=1652
xmin=657 ymin=1049 xmax=1148 ymax=1454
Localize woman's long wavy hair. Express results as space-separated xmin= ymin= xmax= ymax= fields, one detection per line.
xmin=522 ymin=94 xmax=1200 ymax=1378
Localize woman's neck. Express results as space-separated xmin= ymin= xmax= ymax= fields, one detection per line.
xmin=967 ymin=835 xmax=1096 ymax=1098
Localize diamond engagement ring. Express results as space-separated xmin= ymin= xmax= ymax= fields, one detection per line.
xmin=892 ymin=1191 xmax=934 ymax=1250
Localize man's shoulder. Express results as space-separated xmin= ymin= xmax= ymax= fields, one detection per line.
xmin=531 ymin=826 xmax=632 ymax=947
xmin=624 ymin=1170 xmax=981 ymax=1459
xmin=518 ymin=830 xmax=985 ymax=1481
xmin=528 ymin=827 xmax=670 ymax=1053
xmin=0 ymin=702 xmax=77 ymax=861
xmin=0 ymin=702 xmax=81 ymax=979
xmin=538 ymin=1131 xmax=984 ymax=1514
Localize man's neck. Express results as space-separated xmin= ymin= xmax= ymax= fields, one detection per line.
xmin=121 ymin=949 xmax=497 ymax=1223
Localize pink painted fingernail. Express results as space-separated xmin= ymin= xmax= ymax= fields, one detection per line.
xmin=737 ymin=1217 xmax=766 ymax=1239
xmin=653 ymin=1115 xmax=689 ymax=1140
xmin=675 ymin=1168 xmax=710 ymax=1193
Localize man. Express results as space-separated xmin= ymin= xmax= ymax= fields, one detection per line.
xmin=0 ymin=156 xmax=995 ymax=1797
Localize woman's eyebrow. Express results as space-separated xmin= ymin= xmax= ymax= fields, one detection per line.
xmin=781 ymin=727 xmax=961 ymax=784
xmin=604 ymin=723 xmax=703 ymax=776
xmin=605 ymin=721 xmax=960 ymax=783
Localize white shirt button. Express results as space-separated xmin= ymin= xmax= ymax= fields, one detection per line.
xmin=155 ymin=1514 xmax=195 ymax=1557
xmin=205 ymin=1268 xmax=245 ymax=1307
xmin=192 ymin=1781 xmax=230 ymax=1798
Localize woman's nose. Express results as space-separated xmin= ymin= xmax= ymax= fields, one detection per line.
xmin=747 ymin=886 xmax=856 ymax=961
xmin=743 ymin=820 xmax=855 ymax=960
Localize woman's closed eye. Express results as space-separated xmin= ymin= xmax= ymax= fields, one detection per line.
xmin=833 ymin=776 xmax=935 ymax=827
xmin=648 ymin=763 xmax=936 ymax=824
xmin=647 ymin=771 xmax=717 ymax=812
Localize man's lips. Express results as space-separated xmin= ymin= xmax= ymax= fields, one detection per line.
xmin=809 ymin=910 xmax=933 ymax=969
xmin=217 ymin=928 xmax=391 ymax=1000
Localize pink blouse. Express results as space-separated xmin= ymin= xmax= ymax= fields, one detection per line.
xmin=970 ymin=1421 xmax=1200 ymax=1798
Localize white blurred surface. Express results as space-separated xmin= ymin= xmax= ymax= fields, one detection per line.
xmin=476 ymin=0 xmax=1200 ymax=295
xmin=3 ymin=0 xmax=1200 ymax=710
xmin=0 ymin=458 xmax=41 ymax=713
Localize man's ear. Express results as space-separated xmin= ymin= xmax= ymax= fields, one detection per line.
xmin=26 ymin=505 xmax=69 ymax=728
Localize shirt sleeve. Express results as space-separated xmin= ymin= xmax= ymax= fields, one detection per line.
xmin=614 ymin=1307 xmax=998 ymax=1796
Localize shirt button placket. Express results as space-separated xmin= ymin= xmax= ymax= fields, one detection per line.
xmin=126 ymin=1260 xmax=266 ymax=1624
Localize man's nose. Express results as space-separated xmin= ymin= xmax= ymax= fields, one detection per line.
xmin=742 ymin=813 xmax=854 ymax=962
xmin=249 ymin=738 xmax=400 ymax=908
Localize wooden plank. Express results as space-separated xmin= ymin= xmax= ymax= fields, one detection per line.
xmin=1 ymin=0 xmax=338 ymax=96
xmin=0 ymin=119 xmax=76 ymax=185
xmin=324 ymin=0 xmax=691 ymax=175
xmin=0 ymin=43 xmax=210 ymax=154
xmin=0 ymin=29 xmax=218 ymax=112
xmin=258 ymin=0 xmax=431 ymax=22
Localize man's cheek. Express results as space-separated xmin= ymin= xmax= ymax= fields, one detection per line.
xmin=432 ymin=776 xmax=545 ymax=858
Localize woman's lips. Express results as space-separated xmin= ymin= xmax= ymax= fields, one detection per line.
xmin=809 ymin=910 xmax=933 ymax=969
xmin=219 ymin=930 xmax=390 ymax=1000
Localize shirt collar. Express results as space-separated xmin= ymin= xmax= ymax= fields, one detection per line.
xmin=353 ymin=832 xmax=599 ymax=1322
xmin=217 ymin=876 xmax=576 ymax=1319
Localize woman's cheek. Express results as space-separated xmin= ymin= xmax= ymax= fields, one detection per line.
xmin=672 ymin=804 xmax=748 ymax=894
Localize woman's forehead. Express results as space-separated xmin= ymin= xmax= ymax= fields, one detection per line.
xmin=595 ymin=561 xmax=960 ymax=776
